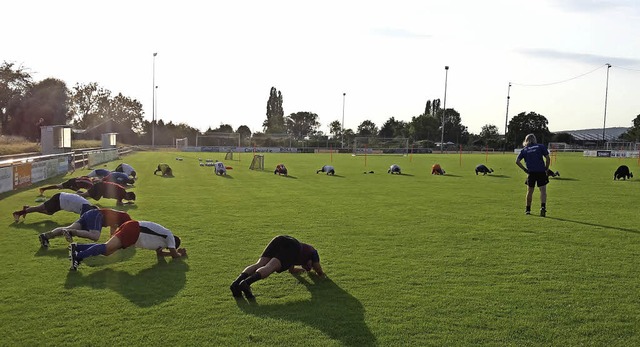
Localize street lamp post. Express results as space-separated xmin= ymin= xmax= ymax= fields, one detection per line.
xmin=504 ymin=82 xmax=512 ymax=153
xmin=341 ymin=92 xmax=346 ymax=149
xmin=602 ymin=63 xmax=611 ymax=145
xmin=152 ymin=52 xmax=157 ymax=148
xmin=440 ymin=66 xmax=449 ymax=154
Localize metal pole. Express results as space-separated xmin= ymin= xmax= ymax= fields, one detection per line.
xmin=602 ymin=63 xmax=611 ymax=145
xmin=152 ymin=52 xmax=157 ymax=148
xmin=503 ymin=82 xmax=512 ymax=153
xmin=440 ymin=66 xmax=449 ymax=154
xmin=341 ymin=92 xmax=346 ymax=149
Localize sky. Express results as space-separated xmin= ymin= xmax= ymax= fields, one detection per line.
xmin=5 ymin=0 xmax=640 ymax=136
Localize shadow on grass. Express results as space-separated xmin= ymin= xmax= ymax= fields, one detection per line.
xmin=484 ymin=174 xmax=510 ymax=179
xmin=236 ymin=275 xmax=376 ymax=346
xmin=118 ymin=204 xmax=138 ymax=211
xmin=64 ymin=257 xmax=189 ymax=307
xmin=34 ymin=247 xmax=70 ymax=260
xmin=398 ymin=173 xmax=414 ymax=176
xmin=440 ymin=174 xmax=461 ymax=177
xmin=546 ymin=216 xmax=640 ymax=234
xmin=281 ymin=175 xmax=298 ymax=179
xmin=11 ymin=220 xmax=65 ymax=233
xmin=552 ymin=177 xmax=579 ymax=181
xmin=217 ymin=174 xmax=234 ymax=179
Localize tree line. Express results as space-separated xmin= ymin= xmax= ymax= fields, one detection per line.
xmin=2 ymin=61 xmax=639 ymax=149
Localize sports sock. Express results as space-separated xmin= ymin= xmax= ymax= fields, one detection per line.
xmin=75 ymin=243 xmax=96 ymax=252
xmin=77 ymin=244 xmax=107 ymax=261
xmin=231 ymin=273 xmax=249 ymax=287
xmin=243 ymin=273 xmax=262 ymax=286
xmin=525 ymin=206 xmax=531 ymax=212
xmin=541 ymin=203 xmax=546 ymax=209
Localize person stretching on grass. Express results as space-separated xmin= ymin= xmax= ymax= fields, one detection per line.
xmin=102 ymin=171 xmax=135 ymax=186
xmin=274 ymin=164 xmax=288 ymax=176
xmin=86 ymin=168 xmax=111 ymax=179
xmin=13 ymin=192 xmax=95 ymax=223
xmin=230 ymin=235 xmax=325 ymax=299
xmin=388 ymin=164 xmax=401 ymax=174
xmin=431 ymin=163 xmax=445 ymax=175
xmin=516 ymin=133 xmax=551 ymax=217
xmin=154 ymin=163 xmax=173 ymax=177
xmin=38 ymin=176 xmax=95 ymax=195
xmin=475 ymin=164 xmax=494 ymax=175
xmin=316 ymin=165 xmax=335 ymax=175
xmin=38 ymin=208 xmax=131 ymax=248
xmin=114 ymin=163 xmax=137 ymax=179
xmin=78 ymin=181 xmax=136 ymax=206
xmin=69 ymin=220 xmax=186 ymax=271
xmin=214 ymin=160 xmax=227 ymax=176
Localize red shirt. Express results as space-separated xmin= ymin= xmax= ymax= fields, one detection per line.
xmin=99 ymin=208 xmax=131 ymax=228
xmin=87 ymin=181 xmax=127 ymax=200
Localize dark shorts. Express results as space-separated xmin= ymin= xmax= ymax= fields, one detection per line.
xmin=43 ymin=193 xmax=62 ymax=214
xmin=261 ymin=235 xmax=301 ymax=272
xmin=526 ymin=172 xmax=549 ymax=187
xmin=77 ymin=209 xmax=103 ymax=231
xmin=60 ymin=179 xmax=76 ymax=190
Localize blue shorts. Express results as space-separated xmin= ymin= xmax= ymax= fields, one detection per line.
xmin=77 ymin=209 xmax=103 ymax=231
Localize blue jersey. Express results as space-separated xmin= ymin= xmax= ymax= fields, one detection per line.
xmin=517 ymin=144 xmax=549 ymax=173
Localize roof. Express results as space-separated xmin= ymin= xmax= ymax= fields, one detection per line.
xmin=556 ymin=127 xmax=628 ymax=141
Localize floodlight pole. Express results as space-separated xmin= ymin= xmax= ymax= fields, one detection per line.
xmin=440 ymin=66 xmax=449 ymax=154
xmin=152 ymin=52 xmax=158 ymax=148
xmin=602 ymin=63 xmax=611 ymax=145
xmin=341 ymin=92 xmax=346 ymax=149
xmin=503 ymin=82 xmax=512 ymax=154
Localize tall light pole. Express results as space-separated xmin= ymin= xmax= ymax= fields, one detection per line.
xmin=504 ymin=82 xmax=512 ymax=153
xmin=440 ymin=66 xmax=449 ymax=154
xmin=341 ymin=92 xmax=346 ymax=149
xmin=602 ymin=63 xmax=611 ymax=145
xmin=152 ymin=52 xmax=157 ymax=148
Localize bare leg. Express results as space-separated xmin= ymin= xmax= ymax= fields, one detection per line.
xmin=255 ymin=258 xmax=282 ymax=279
xmin=242 ymin=257 xmax=271 ymax=275
xmin=39 ymin=184 xmax=62 ymax=195
xmin=526 ymin=186 xmax=534 ymax=208
xmin=539 ymin=185 xmax=547 ymax=205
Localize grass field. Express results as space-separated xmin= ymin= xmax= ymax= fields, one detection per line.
xmin=1 ymin=151 xmax=640 ymax=346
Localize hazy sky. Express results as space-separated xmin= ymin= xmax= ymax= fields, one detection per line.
xmin=5 ymin=0 xmax=640 ymax=135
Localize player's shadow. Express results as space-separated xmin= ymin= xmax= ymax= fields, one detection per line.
xmin=64 ymin=257 xmax=189 ymax=307
xmin=398 ymin=173 xmax=414 ymax=176
xmin=484 ymin=174 xmax=510 ymax=179
xmin=118 ymin=204 xmax=138 ymax=211
xmin=237 ymin=275 xmax=376 ymax=346
xmin=553 ymin=177 xmax=578 ymax=181
xmin=12 ymin=220 xmax=65 ymax=233
xmin=546 ymin=216 xmax=640 ymax=234
xmin=440 ymin=174 xmax=461 ymax=177
xmin=282 ymin=175 xmax=298 ymax=179
xmin=327 ymin=174 xmax=345 ymax=178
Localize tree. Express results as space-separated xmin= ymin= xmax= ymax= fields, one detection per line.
xmin=69 ymin=82 xmax=111 ymax=130
xmin=285 ymin=111 xmax=320 ymax=139
xmin=207 ymin=124 xmax=234 ymax=133
xmin=507 ymin=111 xmax=551 ymax=147
xmin=620 ymin=114 xmax=640 ymax=142
xmin=0 ymin=62 xmax=33 ymax=134
xmin=263 ymin=87 xmax=285 ymax=133
xmin=378 ymin=117 xmax=408 ymax=138
xmin=236 ymin=125 xmax=252 ymax=145
xmin=477 ymin=124 xmax=501 ymax=149
xmin=551 ymin=132 xmax=574 ymax=144
xmin=409 ymin=114 xmax=440 ymax=141
xmin=9 ymin=78 xmax=69 ymax=140
xmin=328 ymin=120 xmax=342 ymax=139
xmin=356 ymin=120 xmax=378 ymax=137
xmin=105 ymin=93 xmax=144 ymax=133
xmin=440 ymin=108 xmax=468 ymax=144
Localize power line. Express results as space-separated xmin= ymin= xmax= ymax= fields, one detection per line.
xmin=512 ymin=64 xmax=607 ymax=87
xmin=612 ymin=64 xmax=640 ymax=72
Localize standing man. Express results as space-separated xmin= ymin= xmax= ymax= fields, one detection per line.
xmin=516 ymin=133 xmax=551 ymax=217
xmin=229 ymin=235 xmax=325 ymax=299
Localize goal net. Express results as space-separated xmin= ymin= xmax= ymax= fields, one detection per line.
xmin=175 ymin=137 xmax=188 ymax=149
xmin=249 ymin=155 xmax=264 ymax=170
xmin=195 ymin=133 xmax=241 ymax=147
xmin=225 ymin=151 xmax=234 ymax=160
xmin=250 ymin=133 xmax=294 ymax=148
xmin=353 ymin=137 xmax=409 ymax=155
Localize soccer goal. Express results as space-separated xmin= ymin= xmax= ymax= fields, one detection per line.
xmin=225 ymin=151 xmax=234 ymax=160
xmin=175 ymin=137 xmax=188 ymax=149
xmin=249 ymin=155 xmax=264 ymax=171
xmin=353 ymin=137 xmax=409 ymax=156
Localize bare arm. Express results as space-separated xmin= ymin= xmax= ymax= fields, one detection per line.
xmin=155 ymin=248 xmax=187 ymax=258
xmin=312 ymin=262 xmax=325 ymax=277
xmin=544 ymin=154 xmax=551 ymax=170
xmin=515 ymin=158 xmax=528 ymax=173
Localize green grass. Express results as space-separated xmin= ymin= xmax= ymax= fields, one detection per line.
xmin=1 ymin=151 xmax=640 ymax=346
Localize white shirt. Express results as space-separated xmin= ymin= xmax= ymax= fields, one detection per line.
xmin=59 ymin=192 xmax=91 ymax=214
xmin=214 ymin=162 xmax=226 ymax=174
xmin=390 ymin=164 xmax=400 ymax=172
xmin=120 ymin=163 xmax=135 ymax=176
xmin=135 ymin=221 xmax=176 ymax=250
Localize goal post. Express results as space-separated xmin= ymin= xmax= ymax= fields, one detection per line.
xmin=175 ymin=137 xmax=188 ymax=149
xmin=249 ymin=155 xmax=264 ymax=171
xmin=353 ymin=137 xmax=409 ymax=155
xmin=225 ymin=151 xmax=234 ymax=160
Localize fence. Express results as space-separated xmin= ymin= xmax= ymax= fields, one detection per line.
xmin=0 ymin=146 xmax=135 ymax=195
